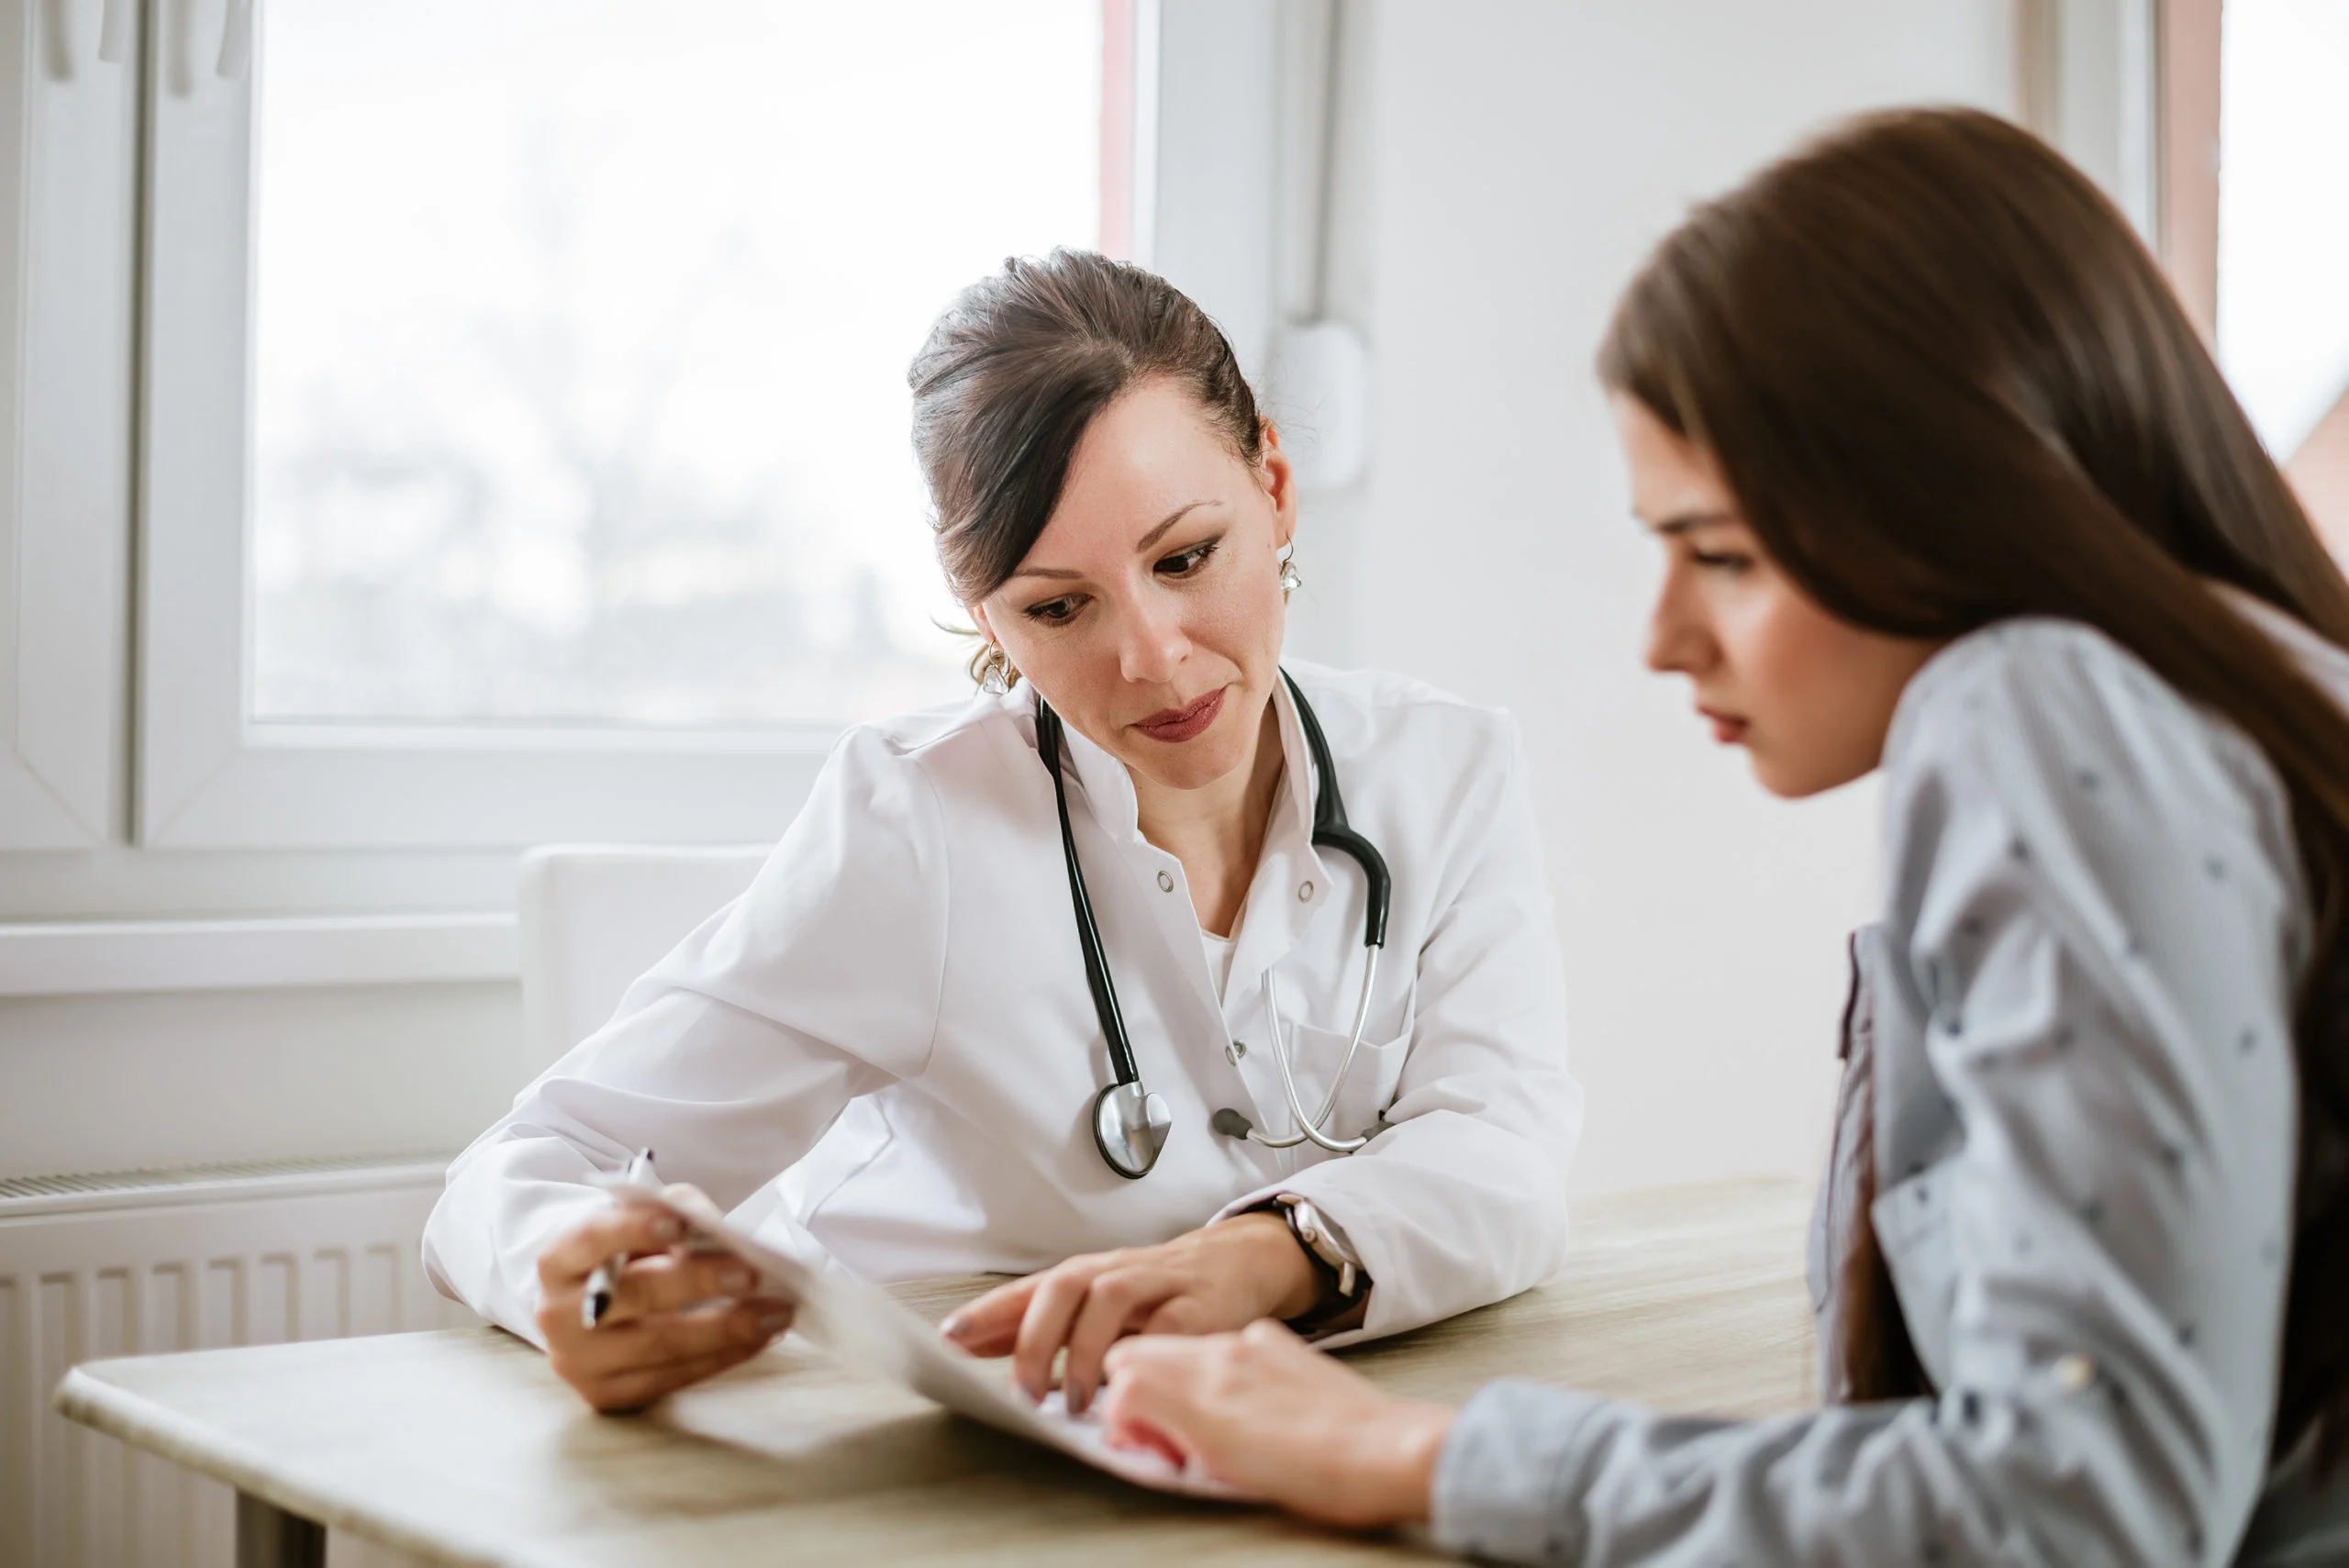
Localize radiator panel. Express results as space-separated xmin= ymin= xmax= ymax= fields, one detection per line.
xmin=0 ymin=1165 xmax=473 ymax=1568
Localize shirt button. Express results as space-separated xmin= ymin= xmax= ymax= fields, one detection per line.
xmin=1156 ymin=871 xmax=1174 ymax=893
xmin=1297 ymin=881 xmax=1314 ymax=901
xmin=2054 ymin=1352 xmax=2098 ymax=1393
xmin=1227 ymin=1040 xmax=1248 ymax=1063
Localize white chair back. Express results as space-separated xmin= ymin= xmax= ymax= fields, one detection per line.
xmin=516 ymin=844 xmax=770 ymax=1070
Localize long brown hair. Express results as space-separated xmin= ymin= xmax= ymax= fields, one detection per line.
xmin=1600 ymin=106 xmax=2349 ymax=1465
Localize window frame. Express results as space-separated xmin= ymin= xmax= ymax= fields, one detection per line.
xmin=0 ymin=0 xmax=138 ymax=851
xmin=130 ymin=0 xmax=1280 ymax=850
xmin=2015 ymin=0 xmax=2221 ymax=335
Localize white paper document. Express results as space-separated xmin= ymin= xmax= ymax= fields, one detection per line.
xmin=594 ymin=1176 xmax=1241 ymax=1499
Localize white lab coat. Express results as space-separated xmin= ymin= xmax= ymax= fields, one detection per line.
xmin=424 ymin=662 xmax=1584 ymax=1349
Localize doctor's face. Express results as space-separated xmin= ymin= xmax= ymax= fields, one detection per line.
xmin=1618 ymin=395 xmax=1941 ymax=798
xmin=976 ymin=377 xmax=1297 ymax=794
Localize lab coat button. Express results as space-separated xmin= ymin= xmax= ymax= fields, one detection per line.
xmin=1297 ymin=881 xmax=1315 ymax=901
xmin=1227 ymin=1040 xmax=1248 ymax=1063
xmin=1156 ymin=871 xmax=1174 ymax=893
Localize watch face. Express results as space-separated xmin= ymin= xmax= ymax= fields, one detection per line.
xmin=1266 ymin=1195 xmax=1364 ymax=1307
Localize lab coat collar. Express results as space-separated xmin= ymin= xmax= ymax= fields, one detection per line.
xmin=1268 ymin=672 xmax=1322 ymax=849
xmin=1042 ymin=694 xmax=1145 ymax=848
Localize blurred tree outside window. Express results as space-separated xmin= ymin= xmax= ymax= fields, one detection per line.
xmin=252 ymin=0 xmax=1102 ymax=728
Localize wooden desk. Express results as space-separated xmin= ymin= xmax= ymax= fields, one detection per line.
xmin=54 ymin=1179 xmax=1816 ymax=1566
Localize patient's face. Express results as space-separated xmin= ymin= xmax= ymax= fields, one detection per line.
xmin=978 ymin=377 xmax=1296 ymax=795
xmin=1616 ymin=395 xmax=1939 ymax=798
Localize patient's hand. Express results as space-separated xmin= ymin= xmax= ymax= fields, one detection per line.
xmin=1097 ymin=1320 xmax=1453 ymax=1529
xmin=535 ymin=1190 xmax=798 ymax=1413
xmin=938 ymin=1213 xmax=1319 ymax=1415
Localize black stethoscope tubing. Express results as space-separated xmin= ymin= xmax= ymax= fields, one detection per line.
xmin=1037 ymin=695 xmax=1143 ymax=1089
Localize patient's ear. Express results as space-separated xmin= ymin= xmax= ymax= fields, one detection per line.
xmin=971 ymin=603 xmax=998 ymax=642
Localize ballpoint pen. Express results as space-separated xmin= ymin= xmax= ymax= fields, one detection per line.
xmin=583 ymin=1147 xmax=656 ymax=1330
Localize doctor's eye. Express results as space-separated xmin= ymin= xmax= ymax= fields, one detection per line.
xmin=1024 ymin=595 xmax=1086 ymax=626
xmin=1153 ymin=539 xmax=1219 ymax=578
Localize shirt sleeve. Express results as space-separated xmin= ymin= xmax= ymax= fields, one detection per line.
xmin=1218 ymin=711 xmax=1585 ymax=1344
xmin=422 ymin=726 xmax=951 ymax=1344
xmin=1429 ymin=626 xmax=2302 ymax=1566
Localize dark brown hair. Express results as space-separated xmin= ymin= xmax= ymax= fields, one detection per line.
xmin=908 ymin=249 xmax=1264 ymax=642
xmin=1600 ymin=106 xmax=2349 ymax=1465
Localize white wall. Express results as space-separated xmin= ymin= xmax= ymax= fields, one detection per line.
xmin=0 ymin=983 xmax=523 ymax=1176
xmin=1315 ymin=0 xmax=2018 ymax=1195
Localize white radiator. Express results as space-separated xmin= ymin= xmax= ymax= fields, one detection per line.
xmin=0 ymin=1156 xmax=474 ymax=1568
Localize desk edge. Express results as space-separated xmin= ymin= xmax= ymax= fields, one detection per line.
xmin=53 ymin=1366 xmax=505 ymax=1566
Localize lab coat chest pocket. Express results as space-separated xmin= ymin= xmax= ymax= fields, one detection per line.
xmin=1274 ymin=1022 xmax=1410 ymax=1142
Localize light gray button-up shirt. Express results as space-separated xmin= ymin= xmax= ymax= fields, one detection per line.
xmin=1431 ymin=603 xmax=2349 ymax=1565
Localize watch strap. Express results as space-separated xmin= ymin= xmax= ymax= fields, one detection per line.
xmin=1253 ymin=1195 xmax=1370 ymax=1334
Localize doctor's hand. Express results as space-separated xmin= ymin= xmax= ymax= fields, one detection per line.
xmin=1097 ymin=1320 xmax=1454 ymax=1529
xmin=938 ymin=1213 xmax=1319 ymax=1414
xmin=534 ymin=1196 xmax=797 ymax=1414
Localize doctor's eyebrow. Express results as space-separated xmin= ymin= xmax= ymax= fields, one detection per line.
xmin=1007 ymin=500 xmax=1223 ymax=582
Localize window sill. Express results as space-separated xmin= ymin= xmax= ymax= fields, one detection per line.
xmin=0 ymin=912 xmax=517 ymax=997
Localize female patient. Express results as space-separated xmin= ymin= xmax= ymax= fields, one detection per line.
xmin=424 ymin=250 xmax=1581 ymax=1415
xmin=1094 ymin=109 xmax=2349 ymax=1564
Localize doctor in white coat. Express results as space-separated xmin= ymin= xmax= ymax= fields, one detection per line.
xmin=424 ymin=249 xmax=1583 ymax=1415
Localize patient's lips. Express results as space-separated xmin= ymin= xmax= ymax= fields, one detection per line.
xmin=1134 ymin=687 xmax=1226 ymax=743
xmin=1698 ymin=706 xmax=1749 ymax=745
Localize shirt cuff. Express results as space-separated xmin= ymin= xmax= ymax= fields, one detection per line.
xmin=1431 ymin=1379 xmax=1610 ymax=1565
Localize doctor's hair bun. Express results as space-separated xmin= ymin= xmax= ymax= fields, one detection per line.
xmin=909 ymin=248 xmax=1264 ymax=608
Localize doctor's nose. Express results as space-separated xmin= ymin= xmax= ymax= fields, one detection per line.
xmin=1116 ymin=602 xmax=1191 ymax=685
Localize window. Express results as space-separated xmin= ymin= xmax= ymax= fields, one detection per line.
xmin=123 ymin=0 xmax=1280 ymax=848
xmin=2214 ymin=0 xmax=2349 ymax=547
xmin=2027 ymin=0 xmax=2349 ymax=547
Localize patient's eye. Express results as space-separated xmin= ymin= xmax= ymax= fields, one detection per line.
xmin=1691 ymin=549 xmax=1753 ymax=576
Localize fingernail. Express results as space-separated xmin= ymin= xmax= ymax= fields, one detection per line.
xmin=939 ymin=1314 xmax=967 ymax=1339
xmin=651 ymin=1216 xmax=683 ymax=1240
xmin=759 ymin=1309 xmax=794 ymax=1335
xmin=723 ymin=1267 xmax=754 ymax=1295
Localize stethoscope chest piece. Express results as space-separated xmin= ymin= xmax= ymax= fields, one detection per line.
xmin=1094 ymin=1081 xmax=1172 ymax=1179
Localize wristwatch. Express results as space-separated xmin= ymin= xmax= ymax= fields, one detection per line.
xmin=1266 ymin=1193 xmax=1369 ymax=1333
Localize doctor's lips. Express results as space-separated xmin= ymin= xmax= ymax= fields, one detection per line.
xmin=1697 ymin=706 xmax=1749 ymax=744
xmin=1132 ymin=687 xmax=1226 ymax=743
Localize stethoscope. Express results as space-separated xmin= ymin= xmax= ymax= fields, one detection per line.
xmin=1035 ymin=671 xmax=1393 ymax=1179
